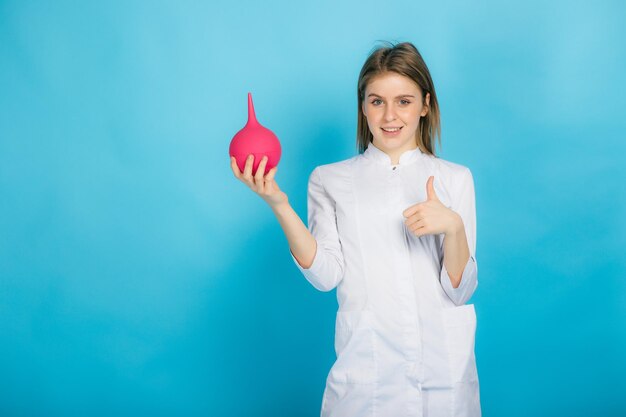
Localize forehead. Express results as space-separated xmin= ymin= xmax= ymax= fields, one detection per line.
xmin=365 ymin=72 xmax=421 ymax=96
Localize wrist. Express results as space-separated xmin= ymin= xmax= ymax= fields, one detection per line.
xmin=445 ymin=212 xmax=464 ymax=237
xmin=270 ymin=199 xmax=291 ymax=214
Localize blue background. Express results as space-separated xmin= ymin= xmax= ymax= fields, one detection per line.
xmin=1 ymin=1 xmax=625 ymax=416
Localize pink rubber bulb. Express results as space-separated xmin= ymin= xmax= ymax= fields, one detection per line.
xmin=229 ymin=92 xmax=281 ymax=176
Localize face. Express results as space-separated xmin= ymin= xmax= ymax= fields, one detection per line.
xmin=362 ymin=72 xmax=430 ymax=162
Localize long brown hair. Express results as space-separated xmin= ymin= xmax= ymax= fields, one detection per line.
xmin=357 ymin=41 xmax=441 ymax=156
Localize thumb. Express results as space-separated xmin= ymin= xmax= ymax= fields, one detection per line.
xmin=426 ymin=176 xmax=439 ymax=201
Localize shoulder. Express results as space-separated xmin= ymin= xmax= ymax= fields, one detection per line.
xmin=427 ymin=155 xmax=475 ymax=202
xmin=429 ymin=155 xmax=473 ymax=180
xmin=309 ymin=154 xmax=359 ymax=183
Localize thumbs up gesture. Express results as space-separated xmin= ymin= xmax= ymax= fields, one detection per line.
xmin=402 ymin=176 xmax=463 ymax=238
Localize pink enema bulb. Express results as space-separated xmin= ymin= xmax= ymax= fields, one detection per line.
xmin=229 ymin=92 xmax=281 ymax=176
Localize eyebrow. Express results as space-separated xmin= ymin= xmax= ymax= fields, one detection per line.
xmin=367 ymin=93 xmax=416 ymax=99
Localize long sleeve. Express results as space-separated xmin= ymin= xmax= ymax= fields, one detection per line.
xmin=440 ymin=168 xmax=479 ymax=305
xmin=290 ymin=167 xmax=345 ymax=292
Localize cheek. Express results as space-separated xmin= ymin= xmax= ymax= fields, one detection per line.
xmin=365 ymin=108 xmax=383 ymax=123
xmin=403 ymin=107 xmax=422 ymax=120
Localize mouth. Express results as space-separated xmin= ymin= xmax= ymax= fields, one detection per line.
xmin=381 ymin=126 xmax=403 ymax=136
xmin=381 ymin=126 xmax=402 ymax=132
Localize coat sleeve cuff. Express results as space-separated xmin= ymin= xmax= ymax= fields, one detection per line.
xmin=440 ymin=255 xmax=478 ymax=306
xmin=289 ymin=246 xmax=339 ymax=292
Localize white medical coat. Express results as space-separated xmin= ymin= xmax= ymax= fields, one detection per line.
xmin=291 ymin=144 xmax=480 ymax=417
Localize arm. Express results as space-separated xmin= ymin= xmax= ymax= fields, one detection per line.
xmin=271 ymin=202 xmax=316 ymax=269
xmin=286 ymin=167 xmax=345 ymax=292
xmin=442 ymin=220 xmax=471 ymax=288
xmin=439 ymin=168 xmax=478 ymax=305
xmin=232 ymin=155 xmax=315 ymax=269
xmin=230 ymin=155 xmax=343 ymax=291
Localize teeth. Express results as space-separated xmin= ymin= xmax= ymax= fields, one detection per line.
xmin=382 ymin=127 xmax=401 ymax=132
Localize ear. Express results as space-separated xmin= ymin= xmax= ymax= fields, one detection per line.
xmin=361 ymin=101 xmax=367 ymax=117
xmin=421 ymin=92 xmax=430 ymax=117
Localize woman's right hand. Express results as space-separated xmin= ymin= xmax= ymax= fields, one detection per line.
xmin=230 ymin=154 xmax=288 ymax=208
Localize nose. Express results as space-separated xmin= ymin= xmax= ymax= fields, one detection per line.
xmin=384 ymin=103 xmax=397 ymax=122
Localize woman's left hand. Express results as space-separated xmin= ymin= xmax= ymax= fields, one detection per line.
xmin=403 ymin=176 xmax=463 ymax=237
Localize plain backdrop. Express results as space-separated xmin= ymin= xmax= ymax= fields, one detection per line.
xmin=1 ymin=0 xmax=625 ymax=416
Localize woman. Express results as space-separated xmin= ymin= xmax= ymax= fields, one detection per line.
xmin=230 ymin=41 xmax=480 ymax=417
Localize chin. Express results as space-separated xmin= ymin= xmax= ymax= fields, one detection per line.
xmin=378 ymin=137 xmax=409 ymax=148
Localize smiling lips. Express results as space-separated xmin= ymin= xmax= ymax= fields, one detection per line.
xmin=381 ymin=126 xmax=403 ymax=134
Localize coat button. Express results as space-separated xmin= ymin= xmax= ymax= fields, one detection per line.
xmin=408 ymin=374 xmax=423 ymax=390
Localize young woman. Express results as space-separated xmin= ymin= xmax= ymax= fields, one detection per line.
xmin=230 ymin=41 xmax=480 ymax=417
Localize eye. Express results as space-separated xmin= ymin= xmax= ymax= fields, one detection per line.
xmin=371 ymin=99 xmax=383 ymax=106
xmin=399 ymin=99 xmax=411 ymax=105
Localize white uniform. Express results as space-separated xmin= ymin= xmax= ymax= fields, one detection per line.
xmin=290 ymin=144 xmax=481 ymax=417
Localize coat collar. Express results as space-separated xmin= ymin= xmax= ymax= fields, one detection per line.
xmin=362 ymin=142 xmax=424 ymax=166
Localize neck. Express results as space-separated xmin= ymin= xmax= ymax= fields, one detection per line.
xmin=371 ymin=142 xmax=417 ymax=165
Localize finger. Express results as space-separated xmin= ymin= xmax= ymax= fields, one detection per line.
xmin=265 ymin=166 xmax=278 ymax=183
xmin=230 ymin=156 xmax=242 ymax=178
xmin=426 ymin=175 xmax=439 ymax=201
xmin=403 ymin=204 xmax=420 ymax=218
xmin=411 ymin=223 xmax=428 ymax=237
xmin=255 ymin=156 xmax=268 ymax=182
xmin=242 ymin=154 xmax=254 ymax=182
xmin=405 ymin=213 xmax=423 ymax=228
xmin=254 ymin=156 xmax=268 ymax=192
xmin=408 ymin=217 xmax=425 ymax=231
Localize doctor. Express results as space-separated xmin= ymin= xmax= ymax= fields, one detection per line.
xmin=231 ymin=41 xmax=481 ymax=417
